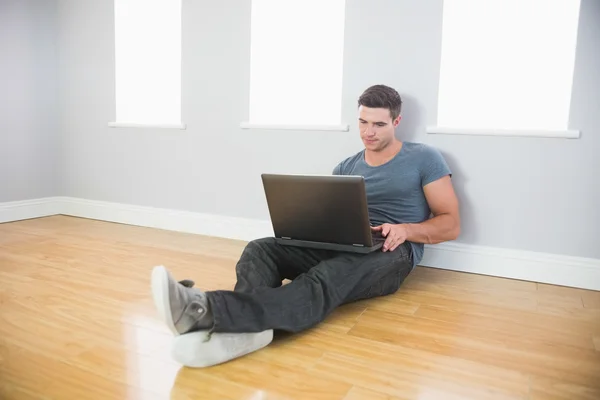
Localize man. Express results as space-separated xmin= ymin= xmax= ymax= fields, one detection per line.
xmin=151 ymin=84 xmax=460 ymax=367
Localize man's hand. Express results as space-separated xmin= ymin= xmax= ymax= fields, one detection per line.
xmin=371 ymin=223 xmax=408 ymax=252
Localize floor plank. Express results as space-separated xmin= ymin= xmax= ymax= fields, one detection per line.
xmin=1 ymin=216 xmax=599 ymax=399
xmin=530 ymin=375 xmax=600 ymax=400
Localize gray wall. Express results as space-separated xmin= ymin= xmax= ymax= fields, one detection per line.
xmin=57 ymin=0 xmax=599 ymax=259
xmin=0 ymin=0 xmax=60 ymax=202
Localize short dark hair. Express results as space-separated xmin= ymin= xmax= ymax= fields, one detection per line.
xmin=358 ymin=85 xmax=403 ymax=120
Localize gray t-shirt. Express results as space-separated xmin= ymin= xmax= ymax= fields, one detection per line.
xmin=333 ymin=142 xmax=452 ymax=267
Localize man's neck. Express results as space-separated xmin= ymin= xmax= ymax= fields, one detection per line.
xmin=365 ymin=140 xmax=403 ymax=167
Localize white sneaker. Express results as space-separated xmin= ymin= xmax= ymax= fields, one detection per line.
xmin=171 ymin=329 xmax=274 ymax=368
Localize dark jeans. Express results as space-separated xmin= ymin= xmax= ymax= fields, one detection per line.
xmin=205 ymin=237 xmax=414 ymax=333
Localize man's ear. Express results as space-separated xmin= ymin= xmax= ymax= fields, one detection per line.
xmin=393 ymin=115 xmax=402 ymax=127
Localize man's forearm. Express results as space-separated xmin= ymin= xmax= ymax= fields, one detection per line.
xmin=403 ymin=213 xmax=460 ymax=244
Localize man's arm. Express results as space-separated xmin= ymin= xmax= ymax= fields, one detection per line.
xmin=372 ymin=175 xmax=460 ymax=251
xmin=404 ymin=175 xmax=460 ymax=244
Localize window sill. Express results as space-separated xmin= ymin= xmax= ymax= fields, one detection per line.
xmin=427 ymin=126 xmax=580 ymax=139
xmin=240 ymin=122 xmax=349 ymax=132
xmin=108 ymin=122 xmax=187 ymax=130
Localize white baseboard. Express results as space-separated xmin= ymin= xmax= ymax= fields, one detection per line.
xmin=420 ymin=242 xmax=600 ymax=291
xmin=0 ymin=197 xmax=62 ymax=223
xmin=1 ymin=197 xmax=599 ymax=291
xmin=57 ymin=197 xmax=273 ymax=242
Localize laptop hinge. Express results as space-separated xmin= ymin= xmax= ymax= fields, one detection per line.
xmin=352 ymin=244 xmax=364 ymax=247
xmin=281 ymin=237 xmax=292 ymax=240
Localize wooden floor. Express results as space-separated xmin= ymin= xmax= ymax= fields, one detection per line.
xmin=1 ymin=216 xmax=599 ymax=400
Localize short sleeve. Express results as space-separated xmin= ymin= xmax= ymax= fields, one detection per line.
xmin=421 ymin=146 xmax=452 ymax=186
xmin=332 ymin=162 xmax=343 ymax=175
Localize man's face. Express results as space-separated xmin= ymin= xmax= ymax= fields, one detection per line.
xmin=358 ymin=106 xmax=401 ymax=152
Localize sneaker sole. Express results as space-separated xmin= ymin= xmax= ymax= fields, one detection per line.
xmin=151 ymin=265 xmax=179 ymax=335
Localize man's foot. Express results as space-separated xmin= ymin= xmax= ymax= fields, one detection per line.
xmin=151 ymin=265 xmax=214 ymax=335
xmin=171 ymin=329 xmax=274 ymax=368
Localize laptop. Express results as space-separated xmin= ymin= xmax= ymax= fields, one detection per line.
xmin=261 ymin=173 xmax=384 ymax=253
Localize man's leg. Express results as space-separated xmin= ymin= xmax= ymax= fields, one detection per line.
xmin=153 ymin=238 xmax=337 ymax=368
xmin=206 ymin=241 xmax=413 ymax=333
xmin=232 ymin=237 xmax=334 ymax=294
xmin=151 ymin=237 xmax=332 ymax=335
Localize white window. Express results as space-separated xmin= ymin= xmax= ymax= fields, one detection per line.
xmin=430 ymin=0 xmax=581 ymax=138
xmin=242 ymin=0 xmax=347 ymax=131
xmin=111 ymin=0 xmax=184 ymax=129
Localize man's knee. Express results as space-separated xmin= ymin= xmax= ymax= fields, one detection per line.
xmin=236 ymin=237 xmax=280 ymax=286
xmin=244 ymin=237 xmax=278 ymax=252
